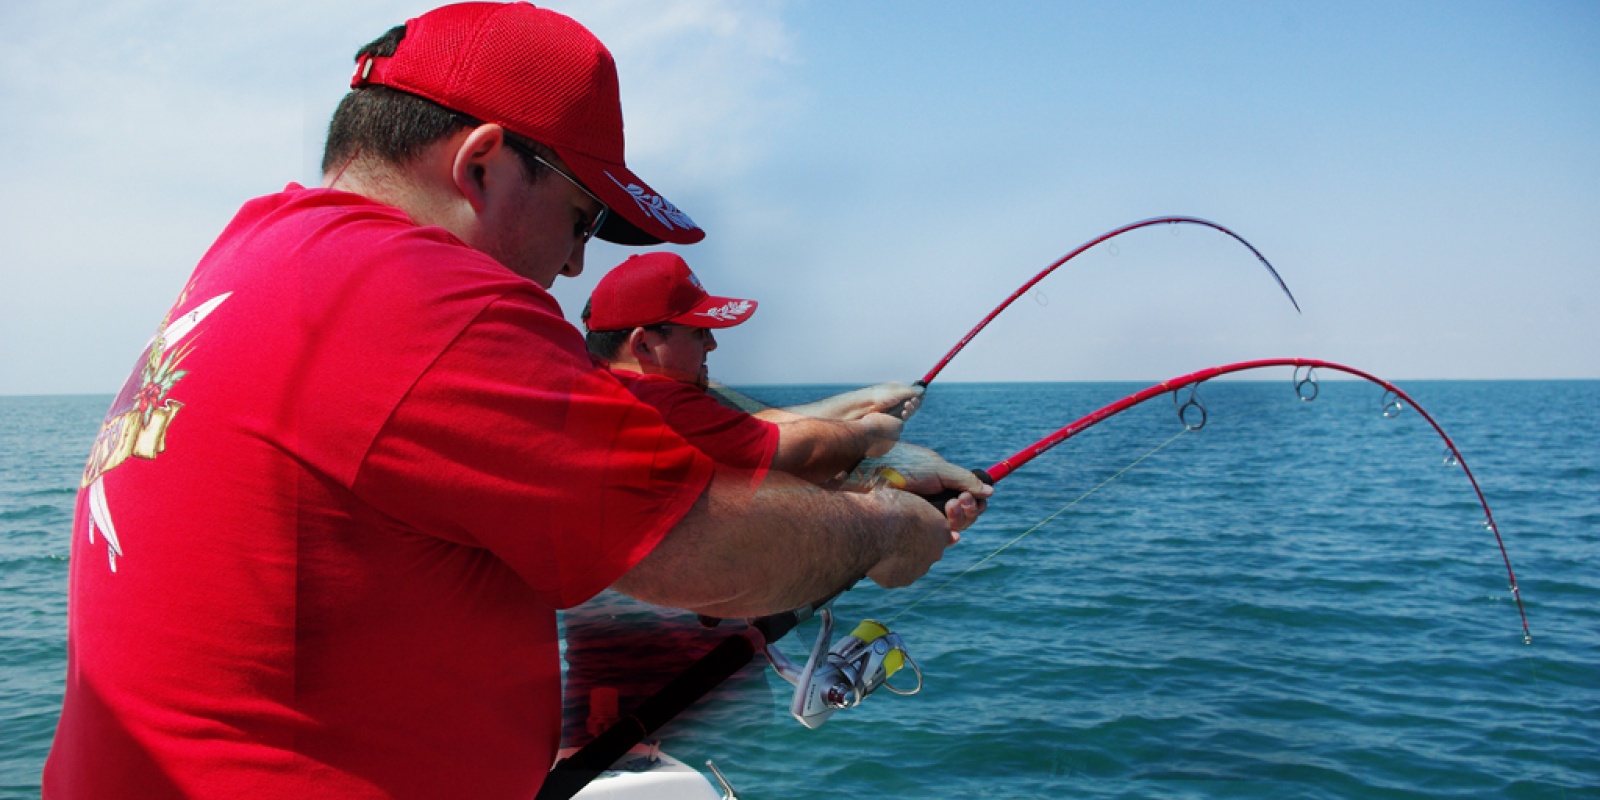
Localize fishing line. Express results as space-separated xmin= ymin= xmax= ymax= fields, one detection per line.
xmin=892 ymin=395 xmax=1269 ymax=623
xmin=1519 ymin=647 xmax=1569 ymax=799
xmin=889 ymin=426 xmax=1194 ymax=625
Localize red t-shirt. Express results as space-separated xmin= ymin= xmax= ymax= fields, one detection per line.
xmin=44 ymin=186 xmax=714 ymax=800
xmin=609 ymin=370 xmax=779 ymax=479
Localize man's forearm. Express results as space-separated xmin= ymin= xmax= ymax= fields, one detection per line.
xmin=768 ymin=416 xmax=877 ymax=484
xmin=611 ymin=469 xmax=934 ymax=618
xmin=721 ymin=383 xmax=915 ymax=422
xmin=779 ymin=387 xmax=877 ymax=421
xmin=786 ymin=382 xmax=924 ymax=422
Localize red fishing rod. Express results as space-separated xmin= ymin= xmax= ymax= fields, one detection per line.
xmin=916 ymin=216 xmax=1300 ymax=387
xmin=929 ymin=357 xmax=1531 ymax=643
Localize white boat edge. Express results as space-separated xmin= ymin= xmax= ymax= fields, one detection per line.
xmin=560 ymin=742 xmax=729 ymax=800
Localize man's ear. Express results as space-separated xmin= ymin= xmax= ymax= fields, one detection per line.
xmin=449 ymin=124 xmax=509 ymax=213
xmin=627 ymin=327 xmax=656 ymax=364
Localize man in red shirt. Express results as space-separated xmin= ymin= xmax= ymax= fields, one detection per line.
xmin=584 ymin=251 xmax=933 ymax=486
xmin=44 ymin=4 xmax=988 ymax=799
xmin=565 ymin=252 xmax=972 ymax=743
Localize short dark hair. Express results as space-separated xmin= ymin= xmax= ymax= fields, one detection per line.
xmin=581 ymin=299 xmax=671 ymax=361
xmin=321 ymin=24 xmax=554 ymax=179
xmin=581 ymin=298 xmax=629 ymax=360
xmin=584 ymin=328 xmax=632 ymax=361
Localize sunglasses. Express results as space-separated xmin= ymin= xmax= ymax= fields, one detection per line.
xmin=644 ymin=323 xmax=712 ymax=343
xmin=457 ymin=115 xmax=610 ymax=243
xmin=505 ymin=141 xmax=611 ymax=244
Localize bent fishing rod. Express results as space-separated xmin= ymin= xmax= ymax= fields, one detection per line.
xmin=543 ymin=224 xmax=1498 ymax=792
xmin=922 ymin=357 xmax=1530 ymax=643
xmin=916 ymin=216 xmax=1300 ymax=388
xmin=905 ymin=221 xmax=1526 ymax=635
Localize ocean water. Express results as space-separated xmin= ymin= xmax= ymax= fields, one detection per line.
xmin=2 ymin=381 xmax=1597 ymax=798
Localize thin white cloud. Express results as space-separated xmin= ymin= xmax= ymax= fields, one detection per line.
xmin=0 ymin=1 xmax=373 ymax=393
xmin=546 ymin=0 xmax=801 ymax=181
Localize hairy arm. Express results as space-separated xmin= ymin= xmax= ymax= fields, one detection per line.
xmin=610 ymin=468 xmax=956 ymax=619
xmin=709 ymin=381 xmax=923 ymax=422
xmin=762 ymin=412 xmax=902 ymax=484
xmin=706 ymin=384 xmax=904 ymax=484
xmin=768 ymin=381 xmax=924 ymax=421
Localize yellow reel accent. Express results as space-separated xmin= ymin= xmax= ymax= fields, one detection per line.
xmin=848 ymin=620 xmax=904 ymax=677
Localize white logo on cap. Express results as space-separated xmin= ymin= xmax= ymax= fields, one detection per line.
xmin=697 ymin=300 xmax=752 ymax=322
xmin=606 ymin=173 xmax=699 ymax=232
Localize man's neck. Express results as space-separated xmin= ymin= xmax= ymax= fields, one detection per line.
xmin=606 ymin=359 xmax=703 ymax=389
xmin=320 ymin=141 xmax=473 ymax=236
xmin=606 ymin=359 xmax=645 ymax=375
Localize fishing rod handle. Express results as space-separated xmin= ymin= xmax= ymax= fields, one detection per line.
xmin=536 ymin=631 xmax=758 ymax=800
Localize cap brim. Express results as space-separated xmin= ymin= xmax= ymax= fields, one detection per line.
xmin=669 ymin=295 xmax=757 ymax=328
xmin=555 ymin=149 xmax=705 ymax=246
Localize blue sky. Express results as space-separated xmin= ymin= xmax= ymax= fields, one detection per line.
xmin=2 ymin=1 xmax=1596 ymax=395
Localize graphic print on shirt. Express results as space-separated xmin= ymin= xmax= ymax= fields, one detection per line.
xmin=79 ymin=291 xmax=231 ymax=573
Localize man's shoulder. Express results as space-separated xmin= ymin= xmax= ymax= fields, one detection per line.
xmin=609 ymin=370 xmax=740 ymax=416
xmin=232 ymin=183 xmax=409 ymax=229
xmin=608 ymin=369 xmax=703 ymax=399
xmin=216 ymin=184 xmax=546 ymax=309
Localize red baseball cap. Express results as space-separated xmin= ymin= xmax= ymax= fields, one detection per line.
xmin=351 ymin=2 xmax=704 ymax=246
xmin=586 ymin=253 xmax=757 ymax=330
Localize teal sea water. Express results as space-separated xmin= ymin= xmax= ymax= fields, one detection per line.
xmin=3 ymin=381 xmax=1597 ymax=798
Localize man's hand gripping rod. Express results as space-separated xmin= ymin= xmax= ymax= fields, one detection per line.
xmin=763 ymin=482 xmax=999 ymax=729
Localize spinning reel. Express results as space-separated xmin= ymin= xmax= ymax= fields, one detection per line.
xmin=762 ymin=601 xmax=922 ymax=729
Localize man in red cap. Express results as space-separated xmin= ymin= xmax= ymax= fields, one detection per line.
xmin=565 ymin=252 xmax=971 ymax=748
xmin=584 ymin=251 xmax=929 ymax=485
xmin=44 ymin=4 xmax=989 ymax=799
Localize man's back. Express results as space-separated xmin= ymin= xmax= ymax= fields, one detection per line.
xmin=45 ymin=186 xmax=711 ymax=799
